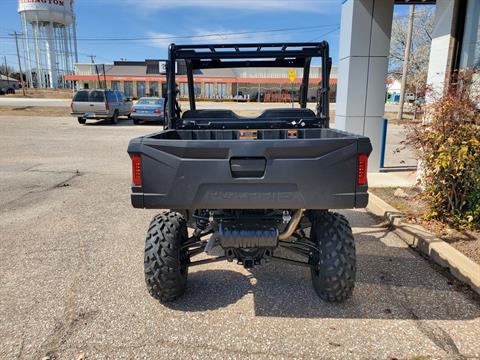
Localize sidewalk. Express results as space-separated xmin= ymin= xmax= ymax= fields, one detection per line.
xmin=368 ymin=171 xmax=417 ymax=188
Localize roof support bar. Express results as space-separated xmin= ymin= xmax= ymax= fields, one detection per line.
xmin=320 ymin=45 xmax=331 ymax=127
xmin=185 ymin=60 xmax=196 ymax=111
xmin=300 ymin=57 xmax=311 ymax=108
xmin=167 ymin=44 xmax=176 ymax=129
xmin=165 ymin=42 xmax=331 ymax=130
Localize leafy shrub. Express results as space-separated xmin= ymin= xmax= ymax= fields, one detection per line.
xmin=407 ymin=69 xmax=480 ymax=229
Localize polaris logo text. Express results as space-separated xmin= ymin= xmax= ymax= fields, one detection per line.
xmin=206 ymin=191 xmax=293 ymax=202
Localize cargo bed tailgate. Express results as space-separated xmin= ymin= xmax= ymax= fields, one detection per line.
xmin=128 ymin=128 xmax=372 ymax=210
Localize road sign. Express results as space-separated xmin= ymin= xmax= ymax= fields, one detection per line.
xmin=288 ymin=68 xmax=296 ymax=82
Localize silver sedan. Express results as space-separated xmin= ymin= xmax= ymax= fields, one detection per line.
xmin=130 ymin=97 xmax=165 ymax=124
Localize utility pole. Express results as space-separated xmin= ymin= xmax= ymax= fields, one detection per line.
xmin=89 ymin=55 xmax=100 ymax=88
xmin=397 ymin=4 xmax=415 ymax=121
xmin=3 ymin=56 xmax=10 ymax=85
xmin=11 ymin=31 xmax=26 ymax=96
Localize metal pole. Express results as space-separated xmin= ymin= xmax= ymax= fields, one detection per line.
xmin=72 ymin=16 xmax=79 ymax=63
xmin=20 ymin=13 xmax=33 ymax=88
xmin=167 ymin=44 xmax=176 ymax=129
xmin=185 ymin=60 xmax=196 ymax=110
xmin=379 ymin=118 xmax=388 ymax=169
xmin=3 ymin=56 xmax=9 ymax=85
xmin=102 ymin=64 xmax=107 ymax=89
xmin=291 ymin=82 xmax=293 ymax=108
xmin=397 ymin=4 xmax=415 ymax=121
xmin=300 ymin=57 xmax=311 ymax=108
xmin=12 ymin=32 xmax=26 ymax=96
xmin=46 ymin=22 xmax=58 ymax=88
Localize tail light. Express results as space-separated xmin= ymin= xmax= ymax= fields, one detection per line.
xmin=105 ymin=102 xmax=110 ymax=111
xmin=153 ymin=108 xmax=161 ymax=114
xmin=131 ymin=108 xmax=137 ymax=112
xmin=357 ymin=154 xmax=368 ymax=185
xmin=131 ymin=154 xmax=142 ymax=186
xmin=70 ymin=101 xmax=73 ymax=110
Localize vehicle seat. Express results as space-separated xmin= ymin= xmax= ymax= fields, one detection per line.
xmin=257 ymin=108 xmax=316 ymax=119
xmin=182 ymin=109 xmax=238 ymax=119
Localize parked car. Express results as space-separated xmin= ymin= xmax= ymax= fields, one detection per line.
xmin=130 ymin=97 xmax=165 ymax=124
xmin=71 ymin=89 xmax=132 ymax=125
xmin=0 ymin=87 xmax=15 ymax=95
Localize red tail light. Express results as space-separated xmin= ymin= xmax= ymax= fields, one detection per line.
xmin=357 ymin=154 xmax=368 ymax=185
xmin=131 ymin=108 xmax=136 ymax=112
xmin=153 ymin=108 xmax=161 ymax=113
xmin=105 ymin=102 xmax=110 ymax=111
xmin=131 ymin=154 xmax=142 ymax=186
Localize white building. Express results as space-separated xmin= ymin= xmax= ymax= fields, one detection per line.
xmin=336 ymin=0 xmax=479 ymax=171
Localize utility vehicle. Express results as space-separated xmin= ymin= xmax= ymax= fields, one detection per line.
xmin=128 ymin=42 xmax=372 ymax=303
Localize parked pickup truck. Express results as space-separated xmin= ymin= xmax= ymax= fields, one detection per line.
xmin=128 ymin=42 xmax=372 ymax=303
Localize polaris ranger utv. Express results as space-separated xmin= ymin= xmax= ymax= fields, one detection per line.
xmin=128 ymin=42 xmax=372 ymax=303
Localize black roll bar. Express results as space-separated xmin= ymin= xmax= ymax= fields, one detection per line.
xmin=166 ymin=42 xmax=331 ymax=129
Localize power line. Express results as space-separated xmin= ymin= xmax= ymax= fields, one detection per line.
xmin=0 ymin=24 xmax=340 ymax=42
xmin=308 ymin=27 xmax=341 ymax=42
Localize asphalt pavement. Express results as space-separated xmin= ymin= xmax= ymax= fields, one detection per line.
xmin=0 ymin=116 xmax=478 ymax=359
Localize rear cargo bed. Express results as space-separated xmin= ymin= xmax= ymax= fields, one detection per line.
xmin=128 ymin=128 xmax=372 ymax=210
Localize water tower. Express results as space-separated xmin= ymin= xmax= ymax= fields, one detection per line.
xmin=18 ymin=0 xmax=78 ymax=89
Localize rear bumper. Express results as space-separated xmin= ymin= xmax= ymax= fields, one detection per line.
xmin=130 ymin=113 xmax=164 ymax=122
xmin=71 ymin=112 xmax=110 ymax=119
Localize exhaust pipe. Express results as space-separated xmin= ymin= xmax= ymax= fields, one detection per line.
xmin=278 ymin=209 xmax=305 ymax=241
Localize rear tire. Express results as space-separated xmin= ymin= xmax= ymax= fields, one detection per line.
xmin=77 ymin=117 xmax=86 ymax=125
xmin=309 ymin=211 xmax=356 ymax=302
xmin=110 ymin=110 xmax=119 ymax=124
xmin=144 ymin=211 xmax=189 ymax=302
xmin=133 ymin=118 xmax=140 ymax=125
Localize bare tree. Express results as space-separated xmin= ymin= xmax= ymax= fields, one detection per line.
xmin=389 ymin=6 xmax=435 ymax=95
xmin=0 ymin=64 xmax=15 ymax=77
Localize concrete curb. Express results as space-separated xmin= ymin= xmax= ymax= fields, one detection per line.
xmin=367 ymin=192 xmax=480 ymax=296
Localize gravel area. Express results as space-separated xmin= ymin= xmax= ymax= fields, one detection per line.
xmin=0 ymin=116 xmax=479 ymax=359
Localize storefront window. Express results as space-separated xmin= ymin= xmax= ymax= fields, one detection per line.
xmin=194 ymin=84 xmax=201 ymax=97
xmin=124 ymin=81 xmax=133 ymax=97
xmin=217 ymin=83 xmax=227 ymax=98
xmin=204 ymin=83 xmax=214 ymax=98
xmin=179 ymin=83 xmax=188 ymax=98
xmin=111 ymin=81 xmax=120 ymax=90
xmin=148 ymin=81 xmax=159 ymax=96
xmin=460 ymin=0 xmax=480 ymax=70
xmin=136 ymin=81 xmax=146 ymax=98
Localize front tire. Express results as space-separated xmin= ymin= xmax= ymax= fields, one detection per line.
xmin=309 ymin=211 xmax=356 ymax=302
xmin=77 ymin=117 xmax=86 ymax=125
xmin=144 ymin=211 xmax=189 ymax=302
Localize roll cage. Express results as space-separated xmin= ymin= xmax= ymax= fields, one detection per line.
xmin=166 ymin=42 xmax=332 ymax=130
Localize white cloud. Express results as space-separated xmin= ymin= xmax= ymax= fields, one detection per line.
xmin=126 ymin=0 xmax=336 ymax=14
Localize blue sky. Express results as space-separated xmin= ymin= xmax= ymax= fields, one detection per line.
xmin=0 ymin=0 xmax=408 ymax=69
